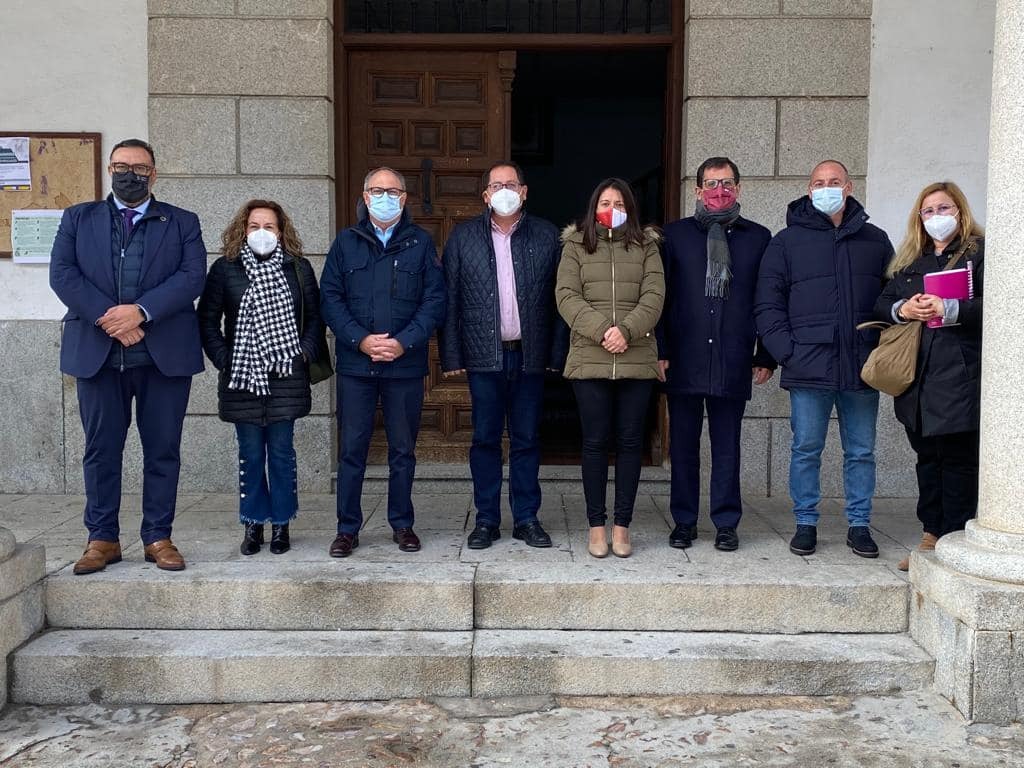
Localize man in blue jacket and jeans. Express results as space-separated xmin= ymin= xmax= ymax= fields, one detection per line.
xmin=755 ymin=160 xmax=892 ymax=558
xmin=657 ymin=157 xmax=776 ymax=553
xmin=320 ymin=166 xmax=446 ymax=558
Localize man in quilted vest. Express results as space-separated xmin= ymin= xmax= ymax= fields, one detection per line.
xmin=439 ymin=161 xmax=568 ymax=550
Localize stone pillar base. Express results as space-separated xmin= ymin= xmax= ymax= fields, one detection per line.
xmin=0 ymin=526 xmax=46 ymax=711
xmin=910 ymin=536 xmax=1024 ymax=724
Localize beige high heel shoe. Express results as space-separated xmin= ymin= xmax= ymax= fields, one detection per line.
xmin=611 ymin=525 xmax=632 ymax=558
xmin=588 ymin=526 xmax=609 ymax=558
xmin=897 ymin=532 xmax=939 ymax=571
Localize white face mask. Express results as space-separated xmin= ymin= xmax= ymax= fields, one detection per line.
xmin=923 ymin=213 xmax=958 ymax=242
xmin=489 ymin=188 xmax=522 ymax=217
xmin=247 ymin=228 xmax=278 ymax=256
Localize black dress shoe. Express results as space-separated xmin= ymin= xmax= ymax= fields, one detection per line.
xmin=240 ymin=523 xmax=264 ymax=556
xmin=669 ymin=524 xmax=697 ymax=549
xmin=269 ymin=524 xmax=290 ymax=555
xmin=467 ymin=525 xmax=501 ymax=550
xmin=714 ymin=526 xmax=739 ymax=551
xmin=393 ymin=527 xmax=421 ymax=552
xmin=846 ymin=526 xmax=879 ymax=558
xmin=329 ymin=533 xmax=359 ymax=558
xmin=512 ymin=521 xmax=552 ymax=548
xmin=789 ymin=525 xmax=817 ymax=556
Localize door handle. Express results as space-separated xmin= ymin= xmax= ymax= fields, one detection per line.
xmin=421 ymin=158 xmax=433 ymax=215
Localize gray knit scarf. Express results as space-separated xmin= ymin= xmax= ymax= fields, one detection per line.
xmin=694 ymin=201 xmax=741 ymax=299
xmin=229 ymin=244 xmax=302 ymax=396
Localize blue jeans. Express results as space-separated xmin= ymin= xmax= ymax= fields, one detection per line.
xmin=235 ymin=421 xmax=298 ymax=525
xmin=789 ymin=388 xmax=879 ymax=527
xmin=336 ymin=375 xmax=423 ymax=535
xmin=467 ymin=348 xmax=545 ymax=529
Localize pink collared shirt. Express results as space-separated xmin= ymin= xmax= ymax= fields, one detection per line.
xmin=491 ymin=215 xmax=523 ymax=341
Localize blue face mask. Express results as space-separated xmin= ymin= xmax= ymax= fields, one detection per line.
xmin=810 ymin=186 xmax=845 ymax=216
xmin=367 ymin=193 xmax=403 ymax=224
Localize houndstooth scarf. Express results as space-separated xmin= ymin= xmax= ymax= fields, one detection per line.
xmin=228 ymin=244 xmax=302 ymax=396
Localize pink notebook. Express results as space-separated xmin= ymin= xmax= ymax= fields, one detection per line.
xmin=923 ymin=267 xmax=970 ymax=328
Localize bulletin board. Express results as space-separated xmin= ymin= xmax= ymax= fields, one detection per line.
xmin=0 ymin=132 xmax=102 ymax=257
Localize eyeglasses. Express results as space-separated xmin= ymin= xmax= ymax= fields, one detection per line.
xmin=810 ymin=180 xmax=846 ymax=189
xmin=486 ymin=181 xmax=522 ymax=193
xmin=919 ymin=203 xmax=958 ymax=219
xmin=366 ymin=187 xmax=405 ymax=198
xmin=701 ymin=178 xmax=737 ymax=190
xmin=110 ymin=162 xmax=154 ymax=177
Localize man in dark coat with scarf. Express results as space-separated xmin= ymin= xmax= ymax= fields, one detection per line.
xmin=657 ymin=157 xmax=775 ymax=553
xmin=755 ymin=160 xmax=892 ymax=559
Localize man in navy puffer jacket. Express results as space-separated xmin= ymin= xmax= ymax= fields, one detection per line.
xmin=320 ymin=167 xmax=446 ymax=558
xmin=755 ymin=160 xmax=892 ymax=559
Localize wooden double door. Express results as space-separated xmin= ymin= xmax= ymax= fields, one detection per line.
xmin=346 ymin=50 xmax=517 ymax=462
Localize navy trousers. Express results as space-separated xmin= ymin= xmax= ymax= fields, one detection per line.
xmin=336 ymin=375 xmax=424 ymax=535
xmin=76 ymin=366 xmax=192 ymax=545
xmin=467 ymin=347 xmax=545 ymax=529
xmin=668 ymin=393 xmax=746 ymax=530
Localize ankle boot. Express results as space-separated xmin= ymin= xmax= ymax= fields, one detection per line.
xmin=241 ymin=523 xmax=264 ymax=556
xmin=898 ymin=532 xmax=940 ymax=571
xmin=270 ymin=523 xmax=290 ymax=554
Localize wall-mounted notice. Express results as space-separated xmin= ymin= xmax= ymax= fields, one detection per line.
xmin=11 ymin=209 xmax=62 ymax=264
xmin=0 ymin=137 xmax=31 ymax=191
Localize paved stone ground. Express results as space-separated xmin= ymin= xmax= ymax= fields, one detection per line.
xmin=7 ymin=492 xmax=1018 ymax=765
xmin=1 ymin=692 xmax=1022 ymax=767
xmin=0 ymin=492 xmax=925 ymax=575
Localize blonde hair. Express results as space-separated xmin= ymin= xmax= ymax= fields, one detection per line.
xmin=888 ymin=181 xmax=984 ymax=277
xmin=221 ymin=199 xmax=305 ymax=260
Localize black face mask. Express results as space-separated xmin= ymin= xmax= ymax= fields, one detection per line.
xmin=111 ymin=171 xmax=150 ymax=206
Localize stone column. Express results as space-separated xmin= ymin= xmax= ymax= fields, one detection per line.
xmin=910 ymin=0 xmax=1024 ymax=724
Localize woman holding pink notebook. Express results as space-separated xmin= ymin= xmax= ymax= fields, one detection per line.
xmin=874 ymin=181 xmax=985 ymax=571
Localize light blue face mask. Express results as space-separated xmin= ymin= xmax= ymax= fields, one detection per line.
xmin=810 ymin=186 xmax=845 ymax=216
xmin=367 ymin=193 xmax=403 ymax=223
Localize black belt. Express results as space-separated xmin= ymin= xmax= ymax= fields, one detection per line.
xmin=501 ymin=340 xmax=522 ymax=350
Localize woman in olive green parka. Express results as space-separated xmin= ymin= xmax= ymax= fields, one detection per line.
xmin=557 ymin=177 xmax=665 ymax=560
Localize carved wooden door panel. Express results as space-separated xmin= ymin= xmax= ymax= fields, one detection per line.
xmin=346 ymin=50 xmax=515 ymax=462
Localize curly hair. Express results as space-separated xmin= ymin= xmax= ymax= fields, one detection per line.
xmin=221 ymin=199 xmax=305 ymax=260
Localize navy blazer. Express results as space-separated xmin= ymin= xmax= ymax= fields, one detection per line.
xmin=657 ymin=215 xmax=774 ymax=401
xmin=49 ymin=195 xmax=208 ymax=379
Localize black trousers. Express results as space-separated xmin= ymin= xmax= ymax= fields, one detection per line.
xmin=667 ymin=393 xmax=747 ymax=530
xmin=905 ymin=427 xmax=979 ymax=537
xmin=572 ymin=378 xmax=654 ymax=527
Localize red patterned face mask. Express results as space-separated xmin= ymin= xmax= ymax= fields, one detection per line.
xmin=701 ymin=186 xmax=737 ymax=212
xmin=596 ymin=208 xmax=628 ymax=228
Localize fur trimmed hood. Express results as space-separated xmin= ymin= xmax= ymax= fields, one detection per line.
xmin=560 ymin=222 xmax=663 ymax=245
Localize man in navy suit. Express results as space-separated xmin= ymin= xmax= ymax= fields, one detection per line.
xmin=50 ymin=138 xmax=207 ymax=574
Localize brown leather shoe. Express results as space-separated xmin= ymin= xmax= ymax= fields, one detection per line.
xmin=393 ymin=527 xmax=421 ymax=552
xmin=143 ymin=539 xmax=186 ymax=571
xmin=73 ymin=540 xmax=122 ymax=575
xmin=330 ymin=533 xmax=359 ymax=558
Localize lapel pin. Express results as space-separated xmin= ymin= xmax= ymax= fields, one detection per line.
xmin=160 ymin=216 xmax=167 ymax=222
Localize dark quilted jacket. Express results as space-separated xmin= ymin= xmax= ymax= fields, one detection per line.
xmin=755 ymin=196 xmax=893 ymax=391
xmin=439 ymin=211 xmax=568 ymax=374
xmin=197 ymin=254 xmax=321 ymax=425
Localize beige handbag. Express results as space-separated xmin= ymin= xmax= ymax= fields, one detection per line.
xmin=857 ymin=320 xmax=922 ymax=396
xmin=857 ymin=249 xmax=965 ymax=396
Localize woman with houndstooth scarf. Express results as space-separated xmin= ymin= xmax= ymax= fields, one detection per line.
xmin=198 ymin=199 xmax=326 ymax=557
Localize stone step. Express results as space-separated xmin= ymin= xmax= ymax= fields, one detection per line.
xmin=46 ymin=560 xmax=908 ymax=634
xmin=472 ymin=630 xmax=934 ymax=697
xmin=45 ymin=561 xmax=475 ymax=631
xmin=10 ymin=628 xmax=931 ymax=704
xmin=10 ymin=629 xmax=473 ymax=704
xmin=475 ymin=561 xmax=909 ymax=633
